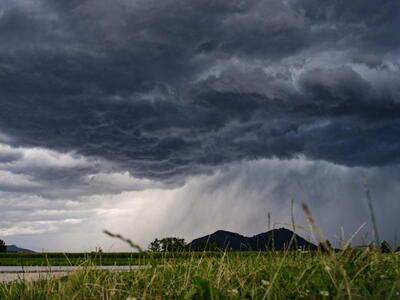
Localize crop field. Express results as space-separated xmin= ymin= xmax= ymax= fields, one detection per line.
xmin=0 ymin=251 xmax=249 ymax=266
xmin=0 ymin=252 xmax=153 ymax=267
xmin=0 ymin=250 xmax=399 ymax=299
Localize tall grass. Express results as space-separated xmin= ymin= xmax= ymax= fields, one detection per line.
xmin=362 ymin=176 xmax=380 ymax=247
xmin=0 ymin=250 xmax=399 ymax=299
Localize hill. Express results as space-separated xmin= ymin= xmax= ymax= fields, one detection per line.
xmin=6 ymin=245 xmax=35 ymax=253
xmin=189 ymin=228 xmax=317 ymax=251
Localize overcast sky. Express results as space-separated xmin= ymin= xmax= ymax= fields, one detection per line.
xmin=0 ymin=0 xmax=399 ymax=251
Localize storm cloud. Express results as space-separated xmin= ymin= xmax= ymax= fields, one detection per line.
xmin=0 ymin=0 xmax=399 ymax=180
xmin=0 ymin=0 xmax=399 ymax=249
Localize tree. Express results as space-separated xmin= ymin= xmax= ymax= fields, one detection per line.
xmin=0 ymin=240 xmax=6 ymax=252
xmin=148 ymin=237 xmax=186 ymax=252
xmin=160 ymin=237 xmax=186 ymax=252
xmin=148 ymin=238 xmax=161 ymax=252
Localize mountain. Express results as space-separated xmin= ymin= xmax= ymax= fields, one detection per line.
xmin=189 ymin=228 xmax=317 ymax=251
xmin=6 ymin=245 xmax=35 ymax=253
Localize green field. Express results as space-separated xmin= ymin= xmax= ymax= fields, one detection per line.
xmin=0 ymin=251 xmax=153 ymax=266
xmin=0 ymin=250 xmax=399 ymax=299
xmin=0 ymin=251 xmax=242 ymax=266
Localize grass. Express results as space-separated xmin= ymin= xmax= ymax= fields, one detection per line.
xmin=0 ymin=252 xmax=148 ymax=266
xmin=0 ymin=252 xmax=256 ymax=266
xmin=0 ymin=249 xmax=399 ymax=299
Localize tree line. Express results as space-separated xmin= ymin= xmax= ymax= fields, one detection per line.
xmin=148 ymin=237 xmax=222 ymax=252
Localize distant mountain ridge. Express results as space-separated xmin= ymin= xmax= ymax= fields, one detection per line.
xmin=6 ymin=245 xmax=35 ymax=253
xmin=190 ymin=228 xmax=317 ymax=251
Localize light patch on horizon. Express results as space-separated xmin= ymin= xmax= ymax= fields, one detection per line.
xmin=0 ymin=219 xmax=82 ymax=237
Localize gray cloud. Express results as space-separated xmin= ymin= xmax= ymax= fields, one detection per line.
xmin=0 ymin=0 xmax=399 ymax=182
xmin=0 ymin=145 xmax=22 ymax=163
xmin=0 ymin=143 xmax=166 ymax=200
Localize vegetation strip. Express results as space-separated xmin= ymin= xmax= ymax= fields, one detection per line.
xmin=0 ymin=266 xmax=140 ymax=274
xmin=0 ymin=250 xmax=399 ymax=299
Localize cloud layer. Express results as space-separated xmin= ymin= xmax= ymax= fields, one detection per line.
xmin=0 ymin=0 xmax=399 ymax=181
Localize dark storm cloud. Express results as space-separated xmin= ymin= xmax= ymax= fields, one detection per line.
xmin=0 ymin=0 xmax=399 ymax=182
xmin=293 ymin=0 xmax=400 ymax=50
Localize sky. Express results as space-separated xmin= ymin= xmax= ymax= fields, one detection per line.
xmin=0 ymin=0 xmax=399 ymax=252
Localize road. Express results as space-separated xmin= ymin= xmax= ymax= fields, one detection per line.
xmin=0 ymin=266 xmax=139 ymax=282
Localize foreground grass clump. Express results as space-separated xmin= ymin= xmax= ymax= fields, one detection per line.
xmin=0 ymin=250 xmax=399 ymax=299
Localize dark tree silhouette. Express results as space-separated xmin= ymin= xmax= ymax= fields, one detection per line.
xmin=380 ymin=241 xmax=392 ymax=253
xmin=148 ymin=237 xmax=186 ymax=252
xmin=160 ymin=237 xmax=186 ymax=252
xmin=148 ymin=238 xmax=161 ymax=252
xmin=0 ymin=240 xmax=6 ymax=252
